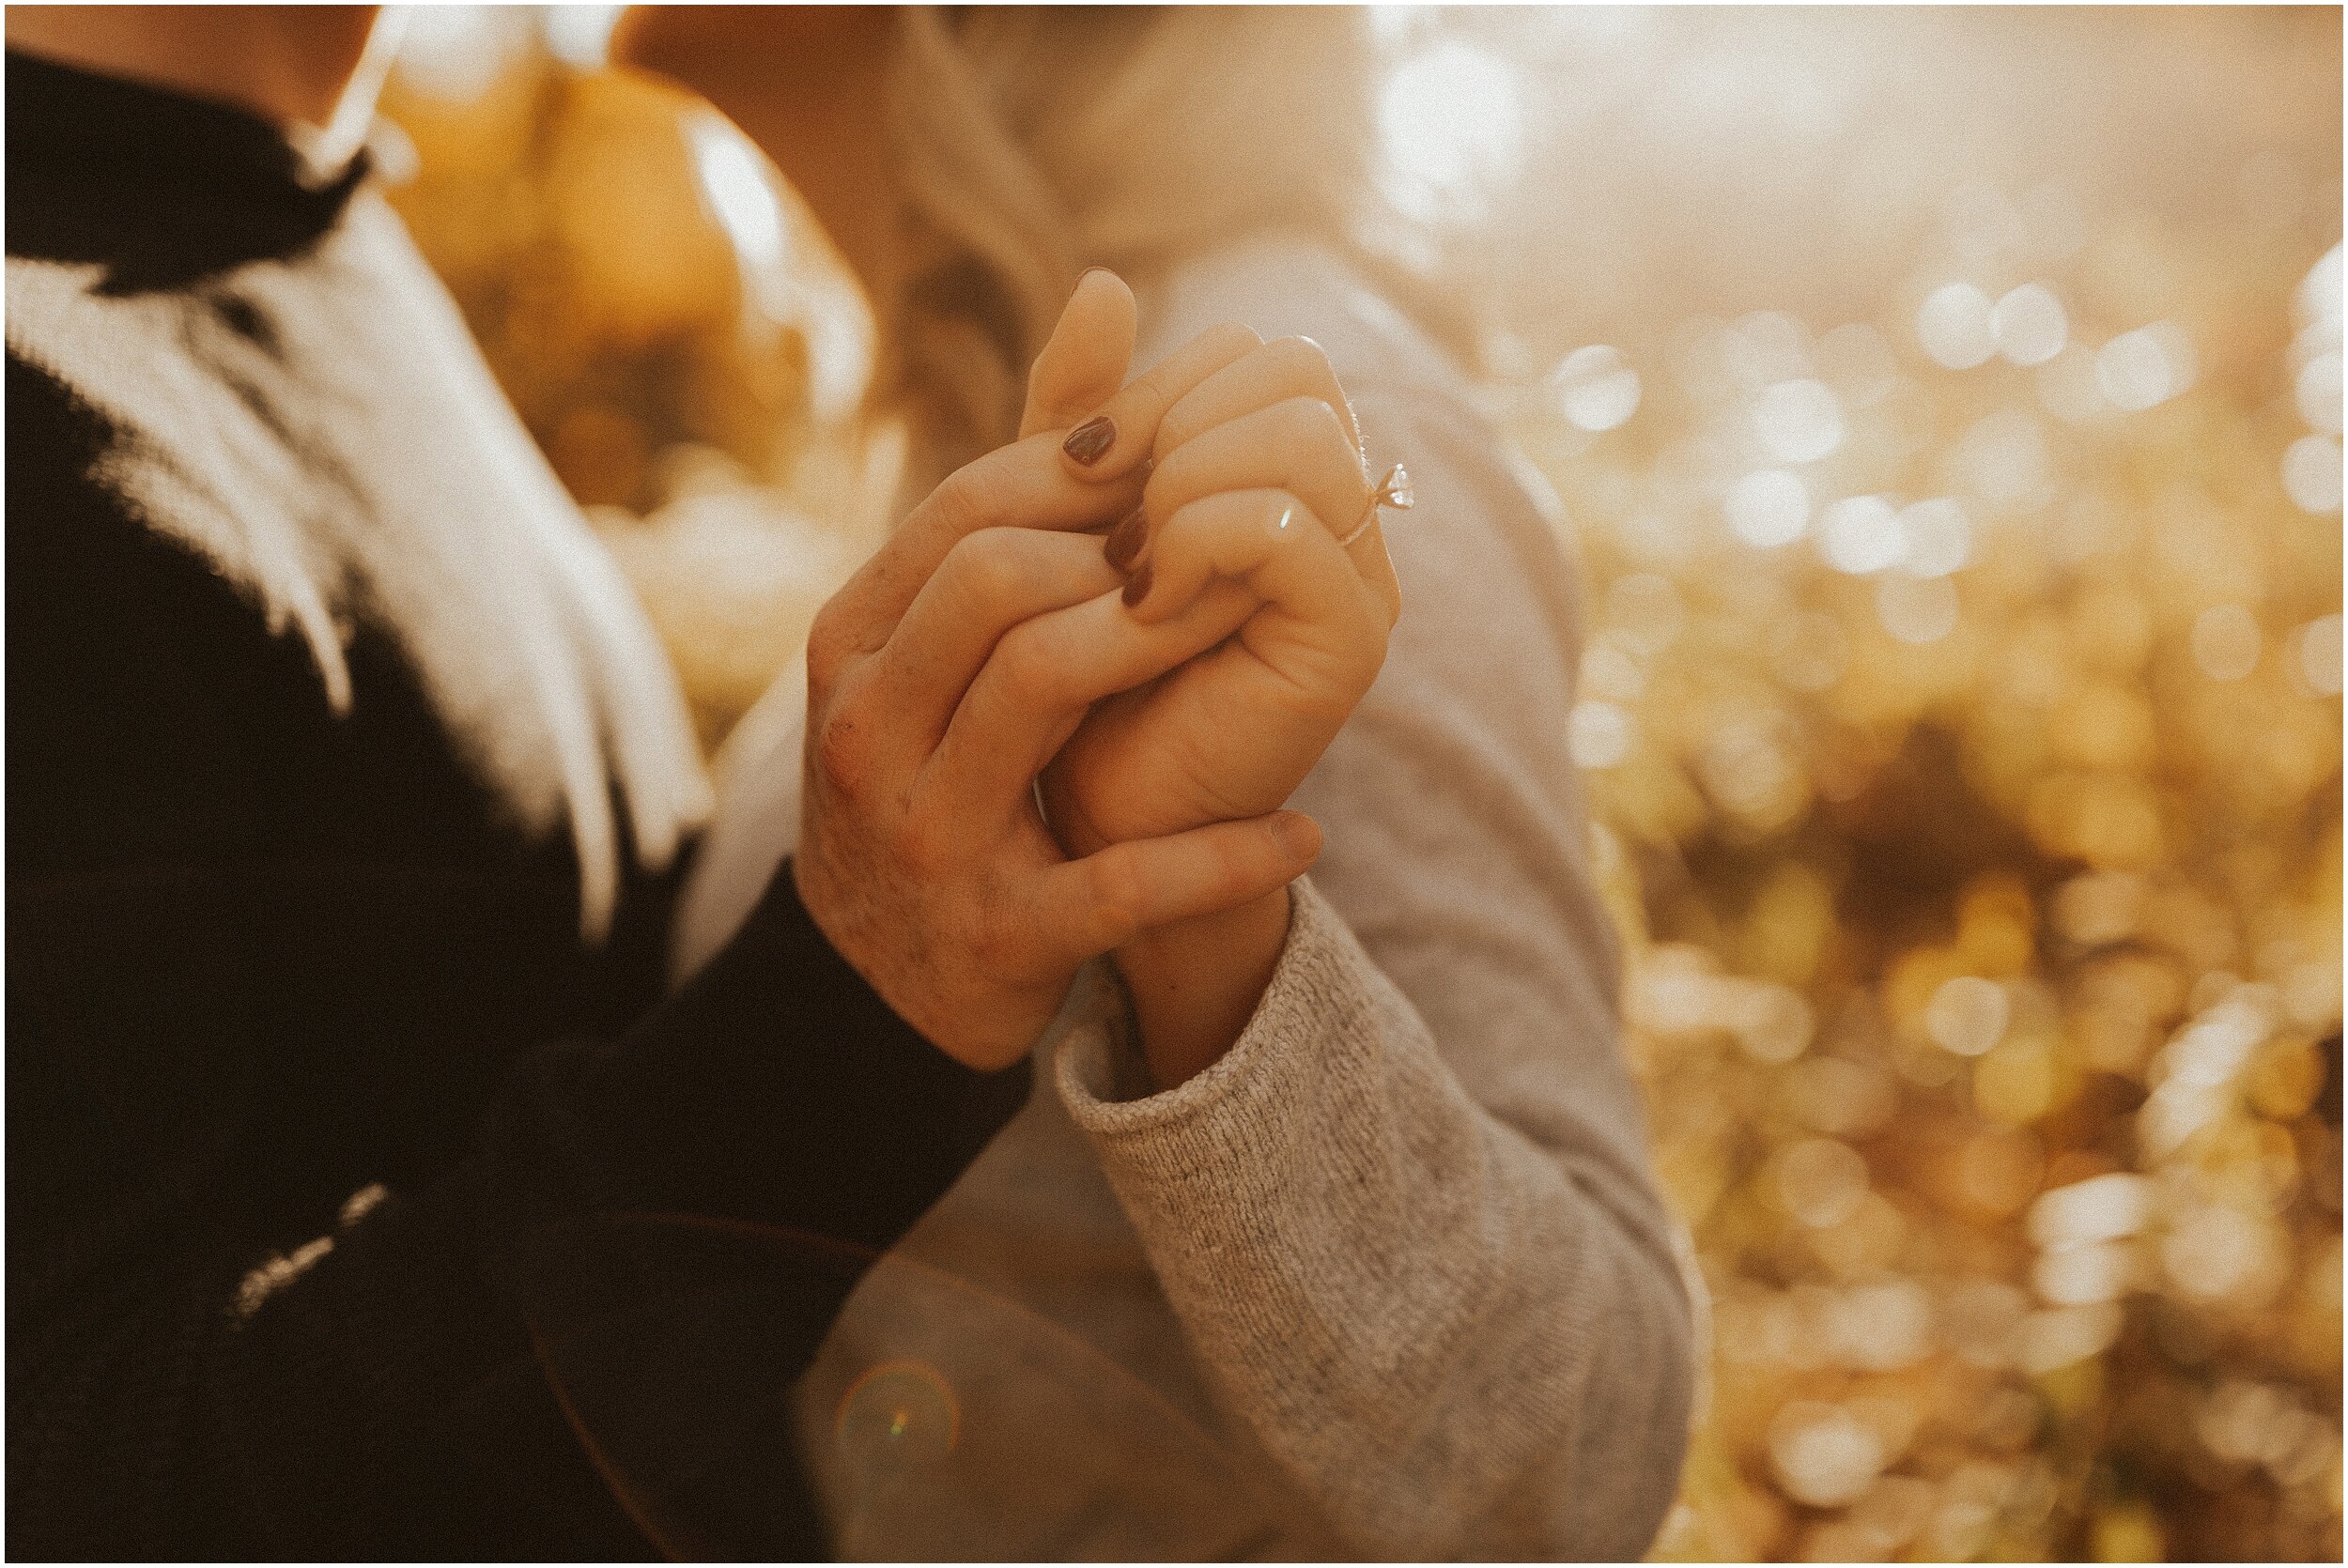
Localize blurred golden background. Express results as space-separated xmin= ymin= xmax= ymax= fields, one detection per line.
xmin=378 ymin=8 xmax=2341 ymax=1560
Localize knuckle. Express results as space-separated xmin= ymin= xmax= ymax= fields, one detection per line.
xmin=804 ymin=598 xmax=855 ymax=685
xmin=1267 ymin=334 xmax=1333 ymax=380
xmin=1264 ymin=488 xmax=1321 ymax=545
xmin=1085 ymin=854 xmax=1148 ymax=945
xmin=1274 ymin=394 xmax=1346 ymax=450
xmin=993 ymin=623 xmax=1064 ymax=705
xmin=922 ymin=463 xmax=990 ymax=539
xmin=944 ymin=529 xmax=1026 ymax=613
xmin=811 ymin=707 xmax=870 ymax=796
xmin=897 ymin=810 xmax=955 ymax=878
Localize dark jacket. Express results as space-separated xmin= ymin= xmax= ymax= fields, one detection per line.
xmin=6 ymin=51 xmax=1021 ymax=1559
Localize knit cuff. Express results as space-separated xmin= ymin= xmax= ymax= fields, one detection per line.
xmin=1055 ymin=874 xmax=1374 ymax=1161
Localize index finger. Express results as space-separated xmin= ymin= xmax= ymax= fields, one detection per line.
xmin=822 ymin=430 xmax=1149 ymax=660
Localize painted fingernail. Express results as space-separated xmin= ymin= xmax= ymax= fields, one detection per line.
xmin=1120 ymin=560 xmax=1154 ymax=608
xmin=1104 ymin=507 xmax=1149 ymax=571
xmin=1063 ymin=415 xmax=1115 ymax=466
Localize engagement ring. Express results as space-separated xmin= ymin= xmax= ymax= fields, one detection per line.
xmin=1336 ymin=463 xmax=1413 ymax=547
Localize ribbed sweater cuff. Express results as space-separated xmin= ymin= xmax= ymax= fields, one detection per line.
xmin=1055 ymin=874 xmax=1367 ymax=1164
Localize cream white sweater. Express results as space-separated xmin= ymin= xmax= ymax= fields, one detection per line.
xmin=676 ymin=236 xmax=1695 ymax=1560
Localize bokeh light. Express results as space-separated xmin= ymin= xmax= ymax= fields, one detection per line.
xmin=381 ymin=8 xmax=2341 ymax=1560
xmin=1376 ymin=38 xmax=1526 ymax=223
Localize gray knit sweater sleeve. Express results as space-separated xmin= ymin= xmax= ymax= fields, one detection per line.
xmin=1054 ymin=368 xmax=1696 ymax=1559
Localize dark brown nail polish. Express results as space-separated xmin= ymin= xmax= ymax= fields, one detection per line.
xmin=1063 ymin=415 xmax=1115 ymax=466
xmin=1104 ymin=507 xmax=1149 ymax=571
xmin=1120 ymin=560 xmax=1153 ymax=608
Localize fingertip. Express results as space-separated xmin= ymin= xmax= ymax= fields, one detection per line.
xmin=1103 ymin=506 xmax=1149 ymax=572
xmin=1063 ymin=415 xmax=1117 ymax=467
xmin=1119 ymin=559 xmax=1156 ymax=614
xmin=1061 ymin=408 xmax=1153 ymax=482
xmin=1028 ymin=268 xmax=1137 ymax=446
xmin=1270 ymin=810 xmax=1322 ymax=866
xmin=1074 ymin=265 xmax=1134 ymax=310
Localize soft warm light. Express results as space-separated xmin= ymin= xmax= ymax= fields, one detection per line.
xmin=1918 ymin=283 xmax=1997 ymax=369
xmin=1377 ymin=41 xmax=1525 ymax=219
xmin=394 ymin=4 xmax=518 ymax=101
xmin=2096 ymin=323 xmax=2197 ymax=410
xmin=2294 ymin=350 xmax=2340 ymax=435
xmin=2282 ymin=434 xmax=2342 ymax=513
xmin=541 ymin=5 xmax=623 ymax=68
xmin=1567 ymin=699 xmax=1635 ymax=768
xmin=1726 ymin=469 xmax=1810 ymax=547
xmin=2298 ymin=614 xmax=2343 ymax=696
xmin=1926 ymin=976 xmax=2010 ymax=1055
xmin=1993 ymin=283 xmax=2068 ymax=366
xmin=1753 ymin=378 xmax=1845 ymax=463
xmin=1878 ymin=574 xmax=1958 ymax=644
xmin=1818 ymin=494 xmax=1903 ymax=575
xmin=1896 ymin=498 xmax=1971 ymax=577
xmin=376 ymin=14 xmax=2345 ymax=1559
xmin=687 ymin=114 xmax=786 ymax=274
xmin=1769 ymin=1402 xmax=1886 ymax=1508
xmin=2036 ymin=346 xmax=2107 ymax=422
xmin=1772 ymin=1138 xmax=1870 ymax=1228
xmin=1551 ymin=345 xmax=1643 ymax=431
xmin=2190 ymin=604 xmax=2262 ymax=682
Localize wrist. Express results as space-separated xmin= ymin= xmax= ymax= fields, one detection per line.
xmin=1112 ymin=884 xmax=1293 ymax=1093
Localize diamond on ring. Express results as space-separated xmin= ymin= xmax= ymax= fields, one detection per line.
xmin=1337 ymin=463 xmax=1413 ymax=546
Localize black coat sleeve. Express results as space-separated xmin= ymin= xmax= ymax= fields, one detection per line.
xmin=8 ymin=865 xmax=1030 ymax=1560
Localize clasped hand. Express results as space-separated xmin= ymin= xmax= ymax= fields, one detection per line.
xmin=793 ymin=273 xmax=1397 ymax=1073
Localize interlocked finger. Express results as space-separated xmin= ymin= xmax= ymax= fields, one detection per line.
xmin=1151 ymin=336 xmax=1361 ymax=465
xmin=1054 ymin=322 xmax=1264 ymax=480
xmin=1123 ymin=488 xmax=1385 ymax=689
xmin=1139 ymin=399 xmax=1371 ymax=564
xmin=816 ymin=430 xmax=1147 ymax=668
xmin=919 ymin=576 xmax=1257 ymax=816
xmin=862 ymin=529 xmax=1124 ymax=761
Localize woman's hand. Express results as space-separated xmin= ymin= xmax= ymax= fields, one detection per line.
xmin=1037 ymin=331 xmax=1402 ymax=861
xmin=792 ymin=284 xmax=1326 ymax=1070
xmin=1017 ymin=299 xmax=1402 ymax=1087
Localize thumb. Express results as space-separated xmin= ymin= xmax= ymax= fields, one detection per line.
xmin=1020 ymin=268 xmax=1137 ymax=444
xmin=1032 ymin=811 xmax=1321 ymax=962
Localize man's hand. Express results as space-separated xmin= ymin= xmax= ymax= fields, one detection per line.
xmin=791 ymin=276 xmax=1324 ymax=1071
